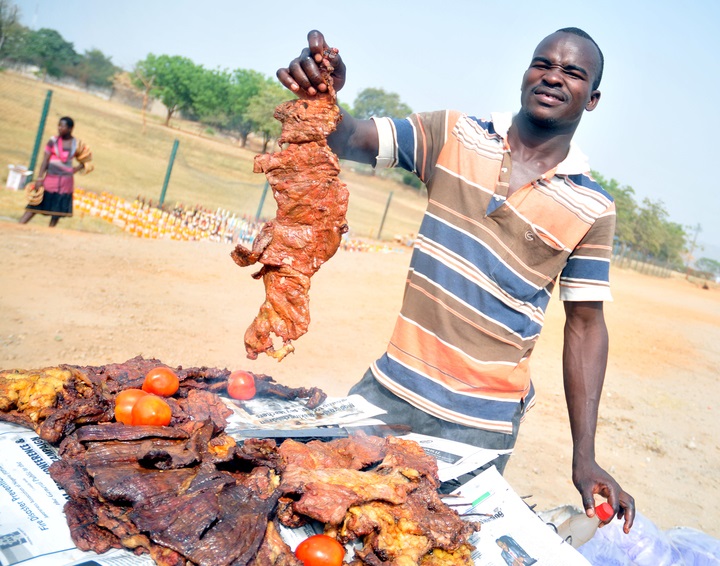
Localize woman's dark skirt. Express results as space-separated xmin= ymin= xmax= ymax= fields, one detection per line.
xmin=26 ymin=190 xmax=73 ymax=217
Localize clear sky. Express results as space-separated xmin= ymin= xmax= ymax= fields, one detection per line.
xmin=14 ymin=0 xmax=720 ymax=260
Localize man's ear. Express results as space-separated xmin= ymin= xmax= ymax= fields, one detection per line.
xmin=586 ymin=90 xmax=601 ymax=112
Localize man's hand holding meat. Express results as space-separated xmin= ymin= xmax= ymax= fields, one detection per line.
xmin=276 ymin=28 xmax=635 ymax=534
xmin=277 ymin=30 xmax=378 ymax=166
xmin=277 ymin=30 xmax=347 ymax=95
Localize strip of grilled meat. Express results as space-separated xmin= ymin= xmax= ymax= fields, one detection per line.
xmin=232 ymin=48 xmax=348 ymax=361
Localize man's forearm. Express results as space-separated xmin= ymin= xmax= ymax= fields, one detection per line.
xmin=328 ymin=109 xmax=377 ymax=165
xmin=562 ymin=301 xmax=608 ymax=465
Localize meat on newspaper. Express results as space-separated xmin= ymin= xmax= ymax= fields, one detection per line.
xmin=231 ymin=47 xmax=349 ymax=361
xmin=0 ymin=357 xmax=482 ymax=565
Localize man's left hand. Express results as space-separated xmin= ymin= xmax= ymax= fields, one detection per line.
xmin=573 ymin=459 xmax=635 ymax=533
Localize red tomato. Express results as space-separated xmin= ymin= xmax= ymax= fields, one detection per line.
xmin=227 ymin=370 xmax=256 ymax=400
xmin=295 ymin=534 xmax=345 ymax=566
xmin=142 ymin=367 xmax=180 ymax=397
xmin=131 ymin=394 xmax=172 ymax=426
xmin=114 ymin=388 xmax=148 ymax=425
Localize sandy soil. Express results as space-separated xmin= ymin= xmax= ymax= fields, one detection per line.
xmin=1 ymin=220 xmax=718 ymax=538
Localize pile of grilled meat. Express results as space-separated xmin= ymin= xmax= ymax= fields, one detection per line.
xmin=0 ymin=356 xmax=481 ymax=565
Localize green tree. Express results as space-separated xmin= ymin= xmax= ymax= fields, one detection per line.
xmin=225 ymin=68 xmax=266 ymax=147
xmin=631 ymin=198 xmax=687 ymax=267
xmin=592 ymin=170 xmax=637 ymax=253
xmin=656 ymin=221 xmax=687 ymax=267
xmin=191 ymin=67 xmax=231 ymax=129
xmin=245 ymin=80 xmax=288 ymax=153
xmin=71 ymin=48 xmax=119 ymax=88
xmin=633 ymin=198 xmax=668 ymax=257
xmin=0 ymin=0 xmax=19 ymax=54
xmin=134 ymin=54 xmax=201 ymax=126
xmin=352 ymin=87 xmax=412 ymax=119
xmin=19 ymin=28 xmax=78 ymax=78
xmin=695 ymin=257 xmax=720 ymax=277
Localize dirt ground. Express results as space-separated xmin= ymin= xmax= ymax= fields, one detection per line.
xmin=1 ymin=220 xmax=718 ymax=538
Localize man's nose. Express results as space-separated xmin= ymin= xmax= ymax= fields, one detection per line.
xmin=542 ymin=65 xmax=564 ymax=85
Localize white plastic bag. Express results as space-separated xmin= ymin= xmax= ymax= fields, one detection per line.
xmin=665 ymin=527 xmax=720 ymax=566
xmin=577 ymin=534 xmax=633 ymax=565
xmin=580 ymin=512 xmax=686 ymax=565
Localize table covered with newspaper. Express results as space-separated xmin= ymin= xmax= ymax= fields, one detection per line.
xmin=0 ymin=394 xmax=590 ymax=565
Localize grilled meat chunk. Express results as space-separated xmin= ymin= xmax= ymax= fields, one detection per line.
xmin=232 ymin=50 xmax=348 ymax=361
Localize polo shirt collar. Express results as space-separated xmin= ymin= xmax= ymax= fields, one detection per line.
xmin=490 ymin=112 xmax=590 ymax=176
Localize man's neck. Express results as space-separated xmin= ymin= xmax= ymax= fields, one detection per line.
xmin=504 ymin=113 xmax=579 ymax=195
xmin=508 ymin=112 xmax=577 ymax=165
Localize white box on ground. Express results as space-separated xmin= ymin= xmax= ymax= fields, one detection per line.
xmin=6 ymin=165 xmax=33 ymax=190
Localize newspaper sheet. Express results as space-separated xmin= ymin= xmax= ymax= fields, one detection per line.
xmin=451 ymin=466 xmax=591 ymax=565
xmin=402 ymin=432 xmax=509 ymax=483
xmin=0 ymin=421 xmax=152 ymax=566
xmin=223 ymin=393 xmax=386 ymax=434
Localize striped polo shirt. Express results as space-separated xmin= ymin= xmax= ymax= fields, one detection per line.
xmin=370 ymin=111 xmax=616 ymax=434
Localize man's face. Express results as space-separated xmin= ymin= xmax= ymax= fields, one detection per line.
xmin=519 ymin=32 xmax=601 ymax=130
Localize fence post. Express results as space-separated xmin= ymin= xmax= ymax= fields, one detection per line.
xmin=255 ymin=181 xmax=269 ymax=221
xmin=377 ymin=191 xmax=394 ymax=240
xmin=28 ymin=90 xmax=53 ymax=180
xmin=159 ymin=139 xmax=179 ymax=207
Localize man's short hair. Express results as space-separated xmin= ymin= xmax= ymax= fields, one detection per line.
xmin=556 ymin=27 xmax=604 ymax=90
xmin=60 ymin=116 xmax=74 ymax=129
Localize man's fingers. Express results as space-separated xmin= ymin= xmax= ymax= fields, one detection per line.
xmin=307 ymin=30 xmax=328 ymax=61
xmin=285 ymin=54 xmax=317 ymax=95
xmin=299 ymin=55 xmax=324 ymax=93
xmin=276 ymin=68 xmax=299 ymax=92
xmin=618 ymin=491 xmax=636 ymax=533
xmin=581 ymin=492 xmax=597 ymax=517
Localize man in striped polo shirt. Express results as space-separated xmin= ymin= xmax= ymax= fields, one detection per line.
xmin=278 ymin=27 xmax=634 ymax=532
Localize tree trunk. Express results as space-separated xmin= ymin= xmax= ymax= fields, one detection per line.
xmin=141 ymin=93 xmax=148 ymax=134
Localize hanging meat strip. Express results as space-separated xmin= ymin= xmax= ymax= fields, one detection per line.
xmin=232 ymin=49 xmax=348 ymax=360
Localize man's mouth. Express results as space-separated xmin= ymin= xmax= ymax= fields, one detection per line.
xmin=533 ymin=87 xmax=565 ymax=105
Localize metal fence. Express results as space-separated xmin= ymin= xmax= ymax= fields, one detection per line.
xmin=0 ymin=68 xmax=425 ymax=244
xmin=611 ymin=249 xmax=675 ymax=278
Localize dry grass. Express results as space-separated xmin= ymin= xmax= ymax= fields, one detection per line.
xmin=0 ymin=70 xmax=426 ymax=239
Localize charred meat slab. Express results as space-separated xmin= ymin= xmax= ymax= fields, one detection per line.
xmin=0 ymin=357 xmax=327 ymax=439
xmin=4 ymin=358 xmax=479 ymax=565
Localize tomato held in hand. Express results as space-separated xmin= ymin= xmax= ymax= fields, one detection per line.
xmin=131 ymin=394 xmax=172 ymax=426
xmin=227 ymin=370 xmax=256 ymax=400
xmin=295 ymin=534 xmax=345 ymax=566
xmin=114 ymin=388 xmax=148 ymax=425
xmin=142 ymin=366 xmax=180 ymax=397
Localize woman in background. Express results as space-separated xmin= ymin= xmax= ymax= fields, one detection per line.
xmin=19 ymin=116 xmax=92 ymax=227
